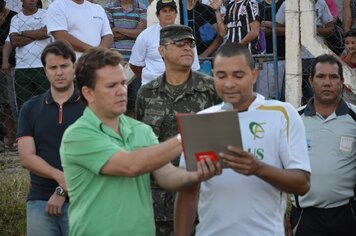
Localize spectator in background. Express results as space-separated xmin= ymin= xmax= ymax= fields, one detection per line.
xmin=341 ymin=29 xmax=356 ymax=104
xmin=105 ymin=0 xmax=147 ymax=61
xmin=0 ymin=0 xmax=17 ymax=150
xmin=18 ymin=40 xmax=84 ymax=236
xmin=201 ymin=0 xmax=226 ymax=16
xmin=129 ymin=0 xmax=200 ymax=86
xmin=105 ymin=0 xmax=147 ymax=117
xmin=180 ymin=0 xmax=222 ymax=58
xmin=343 ymin=0 xmax=356 ymax=34
xmin=136 ymin=25 xmax=220 ymax=236
xmin=9 ymin=0 xmax=51 ymax=110
xmin=323 ymin=0 xmax=344 ymax=56
xmin=180 ymin=0 xmax=222 ymax=76
xmin=256 ymin=0 xmax=285 ymax=101
xmin=276 ymin=0 xmax=334 ymax=104
xmin=47 ymin=0 xmax=113 ymax=59
xmin=291 ymin=54 xmax=356 ymax=236
xmin=211 ymin=0 xmax=260 ymax=54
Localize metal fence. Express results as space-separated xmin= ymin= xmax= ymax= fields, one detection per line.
xmin=0 ymin=0 xmax=348 ymax=152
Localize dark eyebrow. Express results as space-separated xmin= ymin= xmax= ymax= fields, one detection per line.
xmin=215 ymin=70 xmax=245 ymax=74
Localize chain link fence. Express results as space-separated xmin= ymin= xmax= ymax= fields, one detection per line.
xmin=180 ymin=0 xmax=287 ymax=100
xmin=0 ymin=0 xmax=347 ymax=154
xmin=1 ymin=0 xmax=51 ymax=152
xmin=0 ymin=0 xmax=306 ymax=155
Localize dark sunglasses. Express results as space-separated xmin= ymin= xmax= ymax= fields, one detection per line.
xmin=163 ymin=39 xmax=196 ymax=48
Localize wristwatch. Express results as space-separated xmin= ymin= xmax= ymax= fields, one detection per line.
xmin=176 ymin=134 xmax=182 ymax=144
xmin=55 ymin=186 xmax=66 ymax=197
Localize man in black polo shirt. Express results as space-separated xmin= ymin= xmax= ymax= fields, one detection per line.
xmin=17 ymin=40 xmax=84 ymax=236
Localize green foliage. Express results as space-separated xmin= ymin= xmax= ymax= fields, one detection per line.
xmin=0 ymin=153 xmax=29 ymax=236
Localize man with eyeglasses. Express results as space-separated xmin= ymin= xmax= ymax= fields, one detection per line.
xmin=129 ymin=0 xmax=200 ymax=86
xmin=135 ymin=24 xmax=220 ymax=236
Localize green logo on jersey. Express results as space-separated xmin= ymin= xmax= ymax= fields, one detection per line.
xmin=247 ymin=148 xmax=264 ymax=160
xmin=249 ymin=122 xmax=266 ymax=140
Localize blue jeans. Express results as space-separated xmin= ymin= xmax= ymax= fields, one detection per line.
xmin=27 ymin=200 xmax=69 ymax=236
xmin=127 ymin=77 xmax=141 ymax=112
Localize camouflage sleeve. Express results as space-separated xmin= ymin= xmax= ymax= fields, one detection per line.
xmin=135 ymin=87 xmax=145 ymax=121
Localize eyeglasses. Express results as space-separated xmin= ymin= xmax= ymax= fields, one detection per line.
xmin=163 ymin=39 xmax=196 ymax=48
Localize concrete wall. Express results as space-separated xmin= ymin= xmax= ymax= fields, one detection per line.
xmin=285 ymin=0 xmax=355 ymax=107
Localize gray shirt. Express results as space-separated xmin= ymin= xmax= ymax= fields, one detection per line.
xmin=296 ymin=98 xmax=356 ymax=208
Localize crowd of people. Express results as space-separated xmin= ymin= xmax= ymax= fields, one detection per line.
xmin=0 ymin=0 xmax=355 ymax=235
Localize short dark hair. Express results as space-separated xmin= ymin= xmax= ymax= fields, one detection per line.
xmin=41 ymin=40 xmax=76 ymax=67
xmin=214 ymin=43 xmax=255 ymax=69
xmin=344 ymin=29 xmax=356 ymax=38
xmin=75 ymin=48 xmax=124 ymax=105
xmin=309 ymin=54 xmax=344 ymax=81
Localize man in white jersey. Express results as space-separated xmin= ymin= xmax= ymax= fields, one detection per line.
xmin=129 ymin=0 xmax=200 ymax=86
xmin=9 ymin=0 xmax=51 ymax=109
xmin=46 ymin=0 xmax=113 ymax=59
xmin=290 ymin=54 xmax=356 ymax=236
xmin=174 ymin=43 xmax=311 ymax=236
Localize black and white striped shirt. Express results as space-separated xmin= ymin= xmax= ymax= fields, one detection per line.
xmin=223 ymin=0 xmax=259 ymax=53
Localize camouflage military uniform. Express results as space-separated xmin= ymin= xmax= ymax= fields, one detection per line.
xmin=136 ymin=70 xmax=220 ymax=236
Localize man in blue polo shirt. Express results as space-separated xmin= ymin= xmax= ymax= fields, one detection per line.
xmin=17 ymin=40 xmax=84 ymax=236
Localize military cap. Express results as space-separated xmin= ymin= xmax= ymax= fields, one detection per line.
xmin=160 ymin=24 xmax=195 ymax=45
xmin=156 ymin=0 xmax=177 ymax=13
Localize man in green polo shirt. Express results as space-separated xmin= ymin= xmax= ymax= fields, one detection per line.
xmin=59 ymin=48 xmax=221 ymax=236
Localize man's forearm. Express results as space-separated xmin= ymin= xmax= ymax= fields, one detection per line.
xmin=22 ymin=27 xmax=49 ymax=40
xmin=343 ymin=0 xmax=352 ymax=33
xmin=20 ymin=153 xmax=64 ymax=183
xmin=98 ymin=34 xmax=114 ymax=49
xmin=256 ymin=165 xmax=310 ymax=196
xmin=200 ymin=35 xmax=222 ymax=57
xmin=275 ymin=25 xmax=285 ymax=36
xmin=10 ymin=33 xmax=34 ymax=47
xmin=101 ymin=136 xmax=182 ymax=176
xmin=215 ymin=11 xmax=227 ymax=37
xmin=174 ymin=186 xmax=199 ymax=236
xmin=114 ymin=24 xmax=146 ymax=39
xmin=129 ymin=64 xmax=143 ymax=80
xmin=317 ymin=25 xmax=335 ymax=37
xmin=52 ymin=30 xmax=93 ymax=52
xmin=154 ymin=164 xmax=197 ymax=191
xmin=2 ymin=42 xmax=12 ymax=63
xmin=239 ymin=31 xmax=258 ymax=45
xmin=1 ymin=42 xmax=12 ymax=73
xmin=239 ymin=21 xmax=260 ymax=45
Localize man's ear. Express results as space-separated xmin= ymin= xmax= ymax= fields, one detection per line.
xmin=158 ymin=45 xmax=165 ymax=58
xmin=81 ymin=86 xmax=94 ymax=104
xmin=251 ymin=68 xmax=259 ymax=85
